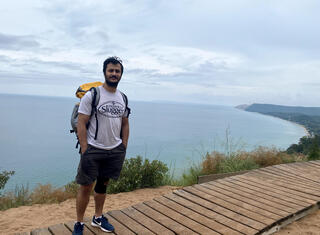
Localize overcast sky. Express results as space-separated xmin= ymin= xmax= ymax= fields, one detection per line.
xmin=1 ymin=0 xmax=320 ymax=106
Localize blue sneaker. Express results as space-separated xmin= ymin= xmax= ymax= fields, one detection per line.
xmin=91 ymin=215 xmax=114 ymax=232
xmin=72 ymin=222 xmax=84 ymax=235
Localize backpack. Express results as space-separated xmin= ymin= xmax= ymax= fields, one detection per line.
xmin=70 ymin=81 xmax=129 ymax=149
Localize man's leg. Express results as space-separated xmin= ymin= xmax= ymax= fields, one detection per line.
xmin=76 ymin=183 xmax=94 ymax=222
xmin=94 ymin=179 xmax=109 ymax=217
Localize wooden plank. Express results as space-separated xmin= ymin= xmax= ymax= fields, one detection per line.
xmin=163 ymin=193 xmax=258 ymax=235
xmin=199 ymin=182 xmax=293 ymax=216
xmin=15 ymin=232 xmax=30 ymax=235
xmin=270 ymin=165 xmax=320 ymax=185
xmin=204 ymin=180 xmax=297 ymax=214
xmin=279 ymin=163 xmax=320 ymax=181
xmin=256 ymin=167 xmax=315 ymax=186
xmin=144 ymin=200 xmax=218 ymax=234
xmin=240 ymin=173 xmax=320 ymax=201
xmin=173 ymin=189 xmax=266 ymax=230
xmin=234 ymin=174 xmax=320 ymax=204
xmin=291 ymin=161 xmax=320 ymax=171
xmin=303 ymin=161 xmax=320 ymax=169
xmin=271 ymin=163 xmax=320 ymax=178
xmin=292 ymin=161 xmax=320 ymax=170
xmin=217 ymin=177 xmax=308 ymax=209
xmin=154 ymin=196 xmax=242 ymax=235
xmin=105 ymin=214 xmax=134 ymax=235
xmin=308 ymin=160 xmax=320 ymax=167
xmin=64 ymin=221 xmax=96 ymax=235
xmin=30 ymin=228 xmax=52 ymax=235
xmin=280 ymin=164 xmax=320 ymax=182
xmin=48 ymin=223 xmax=71 ymax=234
xmin=193 ymin=184 xmax=285 ymax=219
xmin=108 ymin=210 xmax=155 ymax=234
xmin=121 ymin=206 xmax=174 ymax=235
xmin=132 ymin=202 xmax=196 ymax=234
xmin=183 ymin=186 xmax=275 ymax=225
xmin=263 ymin=165 xmax=320 ymax=185
xmin=250 ymin=170 xmax=320 ymax=195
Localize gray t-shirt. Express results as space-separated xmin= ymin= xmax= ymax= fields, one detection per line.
xmin=78 ymin=86 xmax=129 ymax=150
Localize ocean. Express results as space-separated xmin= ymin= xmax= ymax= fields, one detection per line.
xmin=0 ymin=94 xmax=307 ymax=191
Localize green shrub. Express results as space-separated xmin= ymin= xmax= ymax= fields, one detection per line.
xmin=0 ymin=170 xmax=15 ymax=195
xmin=178 ymin=164 xmax=203 ymax=186
xmin=107 ymin=156 xmax=169 ymax=193
xmin=64 ymin=181 xmax=79 ymax=197
xmin=202 ymin=152 xmax=225 ymax=175
xmin=218 ymin=154 xmax=259 ymax=173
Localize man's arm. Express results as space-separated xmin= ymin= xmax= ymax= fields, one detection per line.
xmin=77 ymin=113 xmax=90 ymax=154
xmin=121 ymin=117 xmax=129 ymax=148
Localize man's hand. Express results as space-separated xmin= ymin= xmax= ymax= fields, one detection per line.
xmin=81 ymin=146 xmax=88 ymax=155
xmin=122 ymin=142 xmax=127 ymax=149
xmin=77 ymin=113 xmax=90 ymax=155
xmin=121 ymin=117 xmax=129 ymax=150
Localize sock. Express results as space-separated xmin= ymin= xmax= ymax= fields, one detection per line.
xmin=95 ymin=215 xmax=102 ymax=219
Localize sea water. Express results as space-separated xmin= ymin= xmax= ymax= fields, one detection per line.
xmin=0 ymin=94 xmax=306 ymax=191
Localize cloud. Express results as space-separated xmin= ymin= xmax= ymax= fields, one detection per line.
xmin=1 ymin=0 xmax=320 ymax=106
xmin=0 ymin=33 xmax=40 ymax=51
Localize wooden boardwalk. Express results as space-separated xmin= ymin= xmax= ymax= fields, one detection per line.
xmin=19 ymin=160 xmax=320 ymax=235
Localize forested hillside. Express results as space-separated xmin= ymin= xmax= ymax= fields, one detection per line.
xmin=237 ymin=103 xmax=320 ymax=157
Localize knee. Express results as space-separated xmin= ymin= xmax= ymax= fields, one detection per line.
xmin=94 ymin=178 xmax=109 ymax=194
xmin=79 ymin=183 xmax=94 ymax=195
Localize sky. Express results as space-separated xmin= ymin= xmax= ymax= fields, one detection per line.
xmin=1 ymin=0 xmax=320 ymax=106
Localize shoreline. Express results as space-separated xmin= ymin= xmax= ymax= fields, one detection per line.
xmin=247 ymin=111 xmax=311 ymax=138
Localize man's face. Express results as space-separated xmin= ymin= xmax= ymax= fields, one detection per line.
xmin=104 ymin=63 xmax=122 ymax=87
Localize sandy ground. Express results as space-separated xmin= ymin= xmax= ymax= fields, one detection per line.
xmin=275 ymin=209 xmax=320 ymax=235
xmin=1 ymin=185 xmax=320 ymax=235
xmin=0 ymin=186 xmax=180 ymax=235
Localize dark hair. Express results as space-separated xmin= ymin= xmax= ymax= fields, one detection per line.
xmin=103 ymin=56 xmax=124 ymax=75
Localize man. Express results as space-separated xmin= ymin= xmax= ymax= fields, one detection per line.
xmin=73 ymin=57 xmax=130 ymax=235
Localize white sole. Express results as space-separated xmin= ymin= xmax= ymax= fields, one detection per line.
xmin=91 ymin=222 xmax=113 ymax=233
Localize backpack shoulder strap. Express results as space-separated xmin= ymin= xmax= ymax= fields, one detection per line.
xmin=89 ymin=87 xmax=100 ymax=139
xmin=120 ymin=91 xmax=131 ymax=117
xmin=90 ymin=87 xmax=100 ymax=111
xmin=120 ymin=91 xmax=128 ymax=107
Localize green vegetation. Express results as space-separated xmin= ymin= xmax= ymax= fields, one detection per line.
xmin=287 ymin=135 xmax=320 ymax=160
xmin=266 ymin=112 xmax=320 ymax=135
xmin=242 ymin=103 xmax=320 ymax=135
xmin=245 ymin=103 xmax=320 ymax=116
xmin=0 ymin=156 xmax=170 ymax=211
xmin=176 ymin=146 xmax=307 ymax=186
xmin=0 ymin=170 xmax=15 ymax=195
xmin=107 ymin=156 xmax=170 ymax=193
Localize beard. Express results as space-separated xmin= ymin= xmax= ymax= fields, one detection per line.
xmin=105 ymin=75 xmax=120 ymax=88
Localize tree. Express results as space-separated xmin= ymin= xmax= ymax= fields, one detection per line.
xmin=0 ymin=170 xmax=15 ymax=194
xmin=308 ymin=136 xmax=320 ymax=160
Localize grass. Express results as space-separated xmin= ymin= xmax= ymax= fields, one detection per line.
xmin=0 ymin=146 xmax=311 ymax=211
xmin=174 ymin=146 xmax=308 ymax=186
xmin=0 ymin=156 xmax=170 ymax=211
